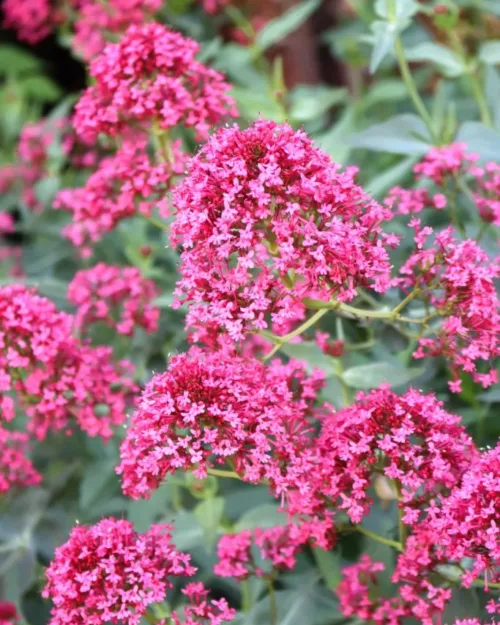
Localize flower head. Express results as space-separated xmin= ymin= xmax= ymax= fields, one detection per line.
xmin=171 ymin=582 xmax=235 ymax=625
xmin=43 ymin=518 xmax=195 ymax=625
xmin=396 ymin=224 xmax=500 ymax=390
xmin=118 ymin=346 xmax=324 ymax=499
xmin=68 ymin=263 xmax=160 ymax=335
xmin=308 ymin=387 xmax=476 ymax=525
xmin=0 ymin=284 xmax=136 ymax=440
xmin=172 ymin=120 xmax=396 ymax=340
xmin=0 ymin=427 xmax=41 ymax=494
xmin=74 ymin=23 xmax=236 ymax=142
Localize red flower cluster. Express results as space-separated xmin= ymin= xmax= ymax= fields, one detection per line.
xmin=0 ymin=284 xmax=136 ymax=440
xmin=214 ymin=522 xmax=322 ymax=580
xmin=74 ymin=23 xmax=237 ymax=143
xmin=427 ymin=444 xmax=500 ymax=611
xmin=287 ymin=386 xmax=476 ymax=526
xmin=396 ymin=223 xmax=500 ymax=391
xmin=55 ymin=138 xmax=184 ymax=255
xmin=43 ymin=518 xmax=195 ymax=625
xmin=0 ymin=602 xmax=18 ymax=625
xmin=170 ymin=582 xmax=236 ymax=625
xmin=2 ymin=0 xmax=60 ymax=44
xmin=386 ymin=142 xmax=500 ymax=225
xmin=0 ymin=426 xmax=41 ymax=494
xmin=72 ymin=0 xmax=162 ymax=60
xmin=172 ymin=120 xmax=398 ymax=340
xmin=68 ymin=263 xmax=160 ymax=335
xmin=117 ymin=346 xmax=325 ymax=498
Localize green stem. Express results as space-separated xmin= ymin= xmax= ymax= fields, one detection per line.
xmin=143 ymin=610 xmax=159 ymax=624
xmin=261 ymin=309 xmax=328 ymax=360
xmin=266 ymin=577 xmax=278 ymax=625
xmin=141 ymin=214 xmax=169 ymax=232
xmin=394 ymin=37 xmax=437 ymax=142
xmin=469 ymin=71 xmax=493 ymax=127
xmin=206 ymin=467 xmax=243 ymax=481
xmin=240 ymin=580 xmax=252 ymax=614
xmin=355 ymin=525 xmax=403 ymax=552
xmin=394 ymin=481 xmax=408 ymax=549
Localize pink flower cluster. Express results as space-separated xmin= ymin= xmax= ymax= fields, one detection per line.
xmin=74 ymin=23 xmax=237 ymax=143
xmin=0 ymin=426 xmax=41 ymax=494
xmin=170 ymin=582 xmax=236 ymax=625
xmin=0 ymin=117 xmax=100 ymax=214
xmin=68 ymin=263 xmax=160 ymax=335
xmin=2 ymin=0 xmax=61 ymax=43
xmin=0 ymin=602 xmax=18 ymax=625
xmin=214 ymin=523 xmax=322 ymax=580
xmin=172 ymin=120 xmax=398 ymax=340
xmin=387 ymin=142 xmax=500 ymax=224
xmin=396 ymin=223 xmax=500 ymax=391
xmin=337 ymin=547 xmax=451 ymax=625
xmin=427 ymin=444 xmax=500 ymax=611
xmin=43 ymin=518 xmax=195 ymax=625
xmin=55 ymin=137 xmax=184 ymax=255
xmin=72 ymin=0 xmax=162 ymax=60
xmin=117 ymin=346 xmax=325 ymax=499
xmin=0 ymin=284 xmax=136 ymax=440
xmin=288 ymin=386 xmax=476 ymax=526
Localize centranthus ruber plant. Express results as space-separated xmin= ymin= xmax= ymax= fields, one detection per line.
xmin=1 ymin=2 xmax=500 ymax=625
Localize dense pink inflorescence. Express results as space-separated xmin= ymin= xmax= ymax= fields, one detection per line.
xmin=396 ymin=222 xmax=500 ymax=391
xmin=43 ymin=518 xmax=196 ymax=625
xmin=288 ymin=386 xmax=477 ymax=526
xmin=117 ymin=346 xmax=325 ymax=499
xmin=386 ymin=142 xmax=500 ymax=224
xmin=0 ymin=284 xmax=136 ymax=439
xmin=214 ymin=522 xmax=324 ymax=581
xmin=72 ymin=0 xmax=162 ymax=60
xmin=56 ymin=138 xmax=185 ymax=255
xmin=74 ymin=22 xmax=237 ymax=142
xmin=170 ymin=582 xmax=236 ymax=625
xmin=0 ymin=117 xmax=101 ymax=213
xmin=0 ymin=426 xmax=41 ymax=493
xmin=3 ymin=0 xmax=60 ymax=43
xmin=337 ymin=548 xmax=452 ymax=625
xmin=172 ymin=120 xmax=398 ymax=340
xmin=68 ymin=263 xmax=160 ymax=335
xmin=0 ymin=602 xmax=18 ymax=625
xmin=427 ymin=444 xmax=500 ymax=611
xmin=471 ymin=161 xmax=500 ymax=225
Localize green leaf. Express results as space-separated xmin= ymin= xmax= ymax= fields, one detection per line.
xmin=289 ymin=86 xmax=347 ymax=123
xmin=79 ymin=459 xmax=116 ymax=509
xmin=479 ymin=40 xmax=500 ymax=65
xmin=194 ymin=497 xmax=225 ymax=546
xmin=312 ymin=549 xmax=342 ymax=590
xmin=405 ymin=42 xmax=464 ymax=77
xmin=128 ymin=483 xmax=173 ymax=532
xmin=232 ymin=87 xmax=284 ymax=122
xmin=34 ymin=175 xmax=61 ymax=207
xmin=485 ymin=65 xmax=500 ymax=131
xmin=362 ymin=79 xmax=408 ymax=109
xmin=366 ymin=155 xmax=418 ymax=198
xmin=315 ymin=108 xmax=356 ymax=164
xmin=235 ymin=504 xmax=287 ymax=531
xmin=478 ymin=388 xmax=500 ymax=403
xmin=0 ymin=45 xmax=41 ymax=74
xmin=280 ymin=342 xmax=333 ymax=375
xmin=347 ymin=114 xmax=432 ymax=155
xmin=369 ymin=21 xmax=397 ymax=73
xmin=172 ymin=511 xmax=204 ymax=550
xmin=375 ymin=0 xmax=419 ymax=22
xmin=456 ymin=121 xmax=500 ymax=161
xmin=342 ymin=362 xmax=424 ymax=389
xmin=19 ymin=76 xmax=62 ymax=102
xmin=256 ymin=0 xmax=321 ymax=51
